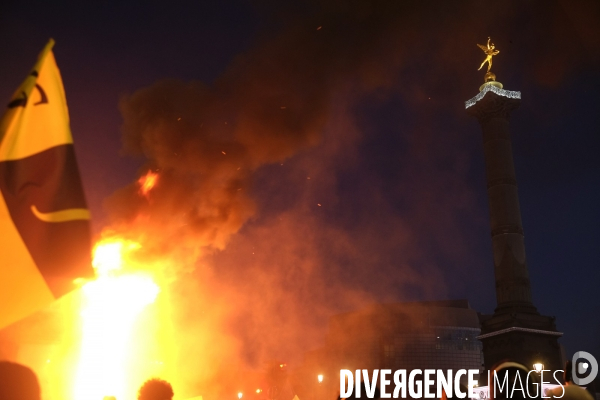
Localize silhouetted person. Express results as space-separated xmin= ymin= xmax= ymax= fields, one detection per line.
xmin=0 ymin=361 xmax=41 ymax=400
xmin=138 ymin=378 xmax=174 ymax=400
xmin=549 ymin=361 xmax=593 ymax=400
xmin=490 ymin=361 xmax=537 ymax=400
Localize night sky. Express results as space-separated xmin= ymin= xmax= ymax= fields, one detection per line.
xmin=1 ymin=0 xmax=599 ymax=374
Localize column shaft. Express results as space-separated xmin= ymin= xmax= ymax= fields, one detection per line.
xmin=480 ymin=117 xmax=533 ymax=310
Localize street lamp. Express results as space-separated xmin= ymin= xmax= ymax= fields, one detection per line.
xmin=533 ymin=363 xmax=544 ymax=374
xmin=238 ymin=392 xmax=243 ymax=399
xmin=315 ymin=374 xmax=324 ymax=400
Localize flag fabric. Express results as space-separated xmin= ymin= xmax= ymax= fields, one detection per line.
xmin=0 ymin=39 xmax=94 ymax=329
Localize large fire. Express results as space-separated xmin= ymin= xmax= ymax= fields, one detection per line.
xmin=73 ymin=238 xmax=160 ymax=400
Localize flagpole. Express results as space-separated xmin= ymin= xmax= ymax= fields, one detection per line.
xmin=32 ymin=39 xmax=55 ymax=74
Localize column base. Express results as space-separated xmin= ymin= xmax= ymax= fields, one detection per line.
xmin=479 ymin=310 xmax=563 ymax=372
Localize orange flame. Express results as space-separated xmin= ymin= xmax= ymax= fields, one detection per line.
xmin=73 ymin=238 xmax=160 ymax=400
xmin=138 ymin=171 xmax=159 ymax=197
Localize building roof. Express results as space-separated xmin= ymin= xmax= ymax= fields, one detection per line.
xmin=325 ymin=299 xmax=480 ymax=345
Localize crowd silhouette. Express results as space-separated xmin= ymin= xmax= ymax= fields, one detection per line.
xmin=0 ymin=359 xmax=596 ymax=400
xmin=0 ymin=361 xmax=174 ymax=400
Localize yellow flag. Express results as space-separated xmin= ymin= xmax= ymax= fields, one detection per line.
xmin=0 ymin=39 xmax=94 ymax=329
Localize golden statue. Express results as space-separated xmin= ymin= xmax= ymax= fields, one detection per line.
xmin=478 ymin=37 xmax=499 ymax=73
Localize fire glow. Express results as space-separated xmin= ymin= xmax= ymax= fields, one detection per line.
xmin=73 ymin=238 xmax=160 ymax=400
xmin=138 ymin=171 xmax=159 ymax=197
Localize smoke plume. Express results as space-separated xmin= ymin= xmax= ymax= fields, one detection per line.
xmin=99 ymin=1 xmax=600 ymax=398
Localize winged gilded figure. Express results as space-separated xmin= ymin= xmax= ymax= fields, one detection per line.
xmin=478 ymin=37 xmax=500 ymax=73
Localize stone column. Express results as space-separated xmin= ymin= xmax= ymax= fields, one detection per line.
xmin=466 ymin=84 xmax=536 ymax=314
xmin=466 ymin=83 xmax=563 ymax=373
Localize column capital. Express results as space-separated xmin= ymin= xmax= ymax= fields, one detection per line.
xmin=466 ymin=85 xmax=521 ymax=124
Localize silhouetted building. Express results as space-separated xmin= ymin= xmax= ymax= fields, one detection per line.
xmin=295 ymin=300 xmax=483 ymax=400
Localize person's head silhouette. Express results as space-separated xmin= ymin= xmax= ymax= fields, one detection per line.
xmin=564 ymin=360 xmax=574 ymax=384
xmin=0 ymin=361 xmax=41 ymax=400
xmin=138 ymin=378 xmax=174 ymax=400
xmin=490 ymin=361 xmax=538 ymax=400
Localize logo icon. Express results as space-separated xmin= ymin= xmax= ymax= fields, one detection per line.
xmin=572 ymin=351 xmax=598 ymax=386
xmin=7 ymin=83 xmax=48 ymax=108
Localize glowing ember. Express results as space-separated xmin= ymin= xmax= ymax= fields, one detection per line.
xmin=138 ymin=171 xmax=159 ymax=197
xmin=73 ymin=238 xmax=160 ymax=400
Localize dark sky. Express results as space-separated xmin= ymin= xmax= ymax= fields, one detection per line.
xmin=1 ymin=0 xmax=599 ymax=376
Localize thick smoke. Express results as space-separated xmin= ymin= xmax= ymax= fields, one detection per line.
xmin=99 ymin=1 xmax=600 ymax=398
